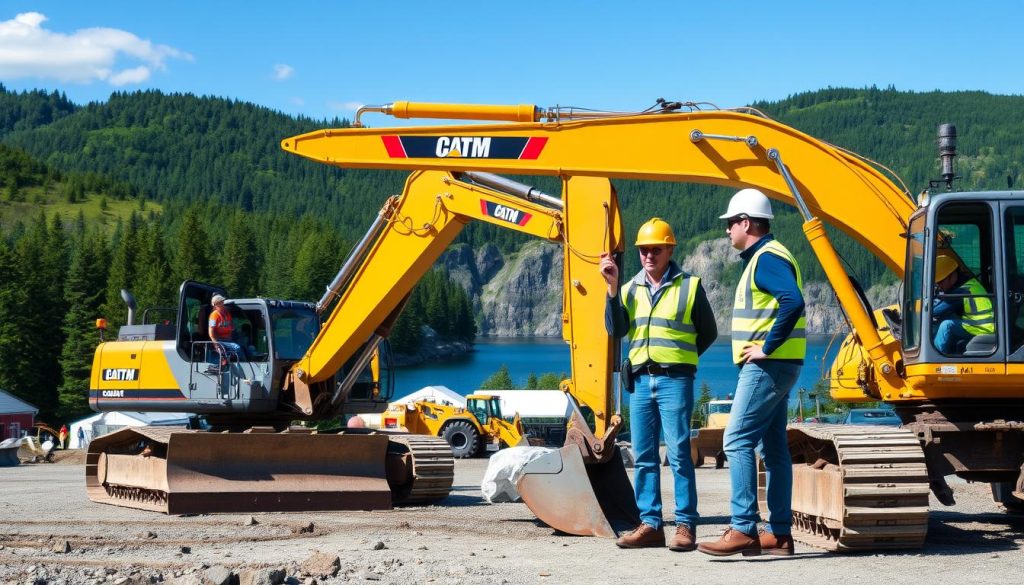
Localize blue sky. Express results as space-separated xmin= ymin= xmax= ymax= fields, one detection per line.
xmin=1 ymin=1 xmax=1022 ymax=123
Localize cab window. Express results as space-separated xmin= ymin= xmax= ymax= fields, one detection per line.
xmin=270 ymin=308 xmax=318 ymax=360
xmin=902 ymin=214 xmax=926 ymax=351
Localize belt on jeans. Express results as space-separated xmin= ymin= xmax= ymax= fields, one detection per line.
xmin=638 ymin=363 xmax=687 ymax=375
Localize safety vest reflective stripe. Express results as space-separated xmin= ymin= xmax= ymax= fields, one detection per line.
xmin=961 ymin=278 xmax=995 ymax=335
xmin=624 ymin=275 xmax=700 ymax=366
xmin=731 ymin=240 xmax=806 ymax=364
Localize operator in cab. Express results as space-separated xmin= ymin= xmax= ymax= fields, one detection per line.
xmin=932 ymin=254 xmax=995 ymax=354
xmin=208 ymin=294 xmax=241 ymax=366
xmin=699 ymin=189 xmax=803 ymax=557
xmin=600 ymin=217 xmax=717 ymax=551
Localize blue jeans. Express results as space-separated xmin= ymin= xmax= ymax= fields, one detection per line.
xmin=723 ymin=360 xmax=801 ymax=536
xmin=629 ymin=373 xmax=698 ymax=530
xmin=934 ymin=319 xmax=973 ymax=354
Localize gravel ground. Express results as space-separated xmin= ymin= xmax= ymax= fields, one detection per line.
xmin=1 ymin=455 xmax=1022 ymax=584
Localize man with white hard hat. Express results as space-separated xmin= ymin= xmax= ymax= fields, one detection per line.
xmin=698 ymin=189 xmax=805 ymax=557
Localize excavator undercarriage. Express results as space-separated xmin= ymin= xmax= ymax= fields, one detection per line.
xmin=86 ymin=426 xmax=453 ymax=514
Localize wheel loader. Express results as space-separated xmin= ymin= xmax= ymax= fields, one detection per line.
xmin=279 ymin=100 xmax=1024 ymax=550
xmin=385 ymin=394 xmax=528 ymax=458
xmin=691 ymin=398 xmax=732 ymax=469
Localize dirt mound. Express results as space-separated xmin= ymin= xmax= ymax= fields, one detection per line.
xmin=49 ymin=449 xmax=87 ymax=465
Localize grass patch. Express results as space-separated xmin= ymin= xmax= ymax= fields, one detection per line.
xmin=0 ymin=185 xmax=161 ymax=232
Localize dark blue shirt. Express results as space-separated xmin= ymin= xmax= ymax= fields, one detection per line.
xmin=933 ymin=279 xmax=968 ymax=321
xmin=605 ymin=261 xmax=718 ymax=373
xmin=739 ymin=235 xmax=805 ymax=362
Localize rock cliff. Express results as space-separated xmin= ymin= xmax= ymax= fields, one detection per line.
xmin=440 ymin=238 xmax=898 ymax=337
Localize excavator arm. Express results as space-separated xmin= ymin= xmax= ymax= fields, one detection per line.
xmin=287 ymin=169 xmax=627 ymax=453
xmin=283 ymin=103 xmax=920 ymax=400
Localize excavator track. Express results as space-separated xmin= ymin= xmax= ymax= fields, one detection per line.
xmin=86 ymin=426 xmax=453 ymax=514
xmin=767 ymin=424 xmax=930 ymax=552
xmin=387 ymin=434 xmax=455 ymax=504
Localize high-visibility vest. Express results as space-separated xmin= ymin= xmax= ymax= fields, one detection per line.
xmin=960 ymin=278 xmax=995 ymax=335
xmin=209 ymin=309 xmax=234 ymax=340
xmin=731 ymin=240 xmax=806 ymax=364
xmin=622 ymin=274 xmax=700 ymax=366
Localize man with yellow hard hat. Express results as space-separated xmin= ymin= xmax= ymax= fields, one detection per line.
xmin=600 ymin=217 xmax=717 ymax=551
xmin=933 ymin=254 xmax=995 ymax=354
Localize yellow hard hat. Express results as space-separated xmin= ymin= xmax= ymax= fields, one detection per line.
xmin=635 ymin=218 xmax=677 ymax=246
xmin=934 ymin=254 xmax=959 ymax=283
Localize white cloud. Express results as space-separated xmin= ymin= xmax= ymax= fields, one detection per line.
xmin=0 ymin=12 xmax=192 ymax=86
xmin=327 ymin=100 xmax=364 ymax=112
xmin=289 ymin=96 xmax=305 ymax=106
xmin=273 ymin=64 xmax=294 ymax=81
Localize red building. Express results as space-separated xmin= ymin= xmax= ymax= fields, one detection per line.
xmin=0 ymin=389 xmax=38 ymax=440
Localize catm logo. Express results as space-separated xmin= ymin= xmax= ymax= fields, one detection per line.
xmin=480 ymin=200 xmax=532 ymax=226
xmin=381 ymin=136 xmax=548 ymax=159
xmin=103 ymin=368 xmax=139 ymax=382
xmin=101 ymin=390 xmax=125 ymax=398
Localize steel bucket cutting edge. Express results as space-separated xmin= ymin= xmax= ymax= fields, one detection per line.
xmin=516 ymin=444 xmax=639 ymax=538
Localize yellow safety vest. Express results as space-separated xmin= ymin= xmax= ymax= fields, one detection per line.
xmin=960 ymin=278 xmax=995 ymax=335
xmin=731 ymin=240 xmax=806 ymax=364
xmin=623 ymin=274 xmax=700 ymax=366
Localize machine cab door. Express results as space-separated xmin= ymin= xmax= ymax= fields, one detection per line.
xmin=999 ymin=202 xmax=1024 ymax=363
xmin=175 ymin=280 xmax=228 ymax=362
xmin=903 ymin=198 xmax=1002 ymax=365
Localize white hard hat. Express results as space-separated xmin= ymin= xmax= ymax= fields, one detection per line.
xmin=719 ymin=188 xmax=774 ymax=220
xmin=211 ymin=294 xmax=226 ymax=305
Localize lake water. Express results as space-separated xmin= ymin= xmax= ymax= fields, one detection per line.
xmin=393 ymin=335 xmax=841 ymax=402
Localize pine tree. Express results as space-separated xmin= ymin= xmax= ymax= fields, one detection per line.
xmin=58 ymin=231 xmax=109 ymax=419
xmin=134 ymin=223 xmax=175 ymax=313
xmin=221 ymin=214 xmax=261 ymax=297
xmin=525 ymin=372 xmax=539 ymax=390
xmin=693 ymin=382 xmax=713 ymax=428
xmin=102 ymin=215 xmax=141 ymax=327
xmin=173 ymin=206 xmax=213 ymax=283
xmin=0 ymin=240 xmax=30 ymax=404
xmin=480 ymin=365 xmax=514 ymax=390
xmin=290 ymin=229 xmax=346 ymax=301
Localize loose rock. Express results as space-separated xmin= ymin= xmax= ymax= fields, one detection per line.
xmin=298 ymin=522 xmax=315 ymax=534
xmin=238 ymin=568 xmax=286 ymax=585
xmin=52 ymin=539 xmax=71 ymax=553
xmin=205 ymin=565 xmax=233 ymax=585
xmin=300 ymin=552 xmax=340 ymax=578
xmin=179 ymin=546 xmax=191 ymax=554
xmin=243 ymin=516 xmax=258 ymax=526
xmin=372 ymin=541 xmax=387 ymax=550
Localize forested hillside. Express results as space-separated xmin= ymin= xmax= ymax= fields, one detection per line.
xmin=2 ymin=84 xmax=1023 ymax=424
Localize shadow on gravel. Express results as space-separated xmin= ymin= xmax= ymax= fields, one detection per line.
xmin=433 ymin=494 xmax=490 ymax=507
xmin=918 ymin=509 xmax=1024 ymax=555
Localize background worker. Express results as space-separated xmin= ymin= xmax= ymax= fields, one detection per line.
xmin=932 ymin=254 xmax=995 ymax=354
xmin=698 ymin=189 xmax=804 ymax=557
xmin=601 ymin=217 xmax=717 ymax=551
xmin=208 ymin=294 xmax=241 ymax=367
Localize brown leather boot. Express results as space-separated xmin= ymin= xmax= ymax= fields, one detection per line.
xmin=758 ymin=529 xmax=795 ymax=556
xmin=668 ymin=524 xmax=696 ymax=552
xmin=696 ymin=528 xmax=761 ymax=556
xmin=615 ymin=524 xmax=666 ymax=549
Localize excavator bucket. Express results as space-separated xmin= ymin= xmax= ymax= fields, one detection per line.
xmin=516 ymin=444 xmax=639 ymax=538
xmin=0 ymin=438 xmax=21 ymax=467
xmin=86 ymin=427 xmax=394 ymax=514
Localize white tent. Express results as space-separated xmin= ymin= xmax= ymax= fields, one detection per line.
xmin=69 ymin=412 xmax=191 ymax=449
xmin=474 ymin=390 xmax=569 ymax=419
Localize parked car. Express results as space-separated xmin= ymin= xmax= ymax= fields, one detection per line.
xmin=843 ymin=408 xmax=902 ymax=426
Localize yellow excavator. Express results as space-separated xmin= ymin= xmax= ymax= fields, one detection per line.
xmin=281 ymin=101 xmax=1024 ymax=550
xmin=384 ymin=394 xmax=528 ymax=457
xmin=87 ymin=163 xmax=635 ymax=521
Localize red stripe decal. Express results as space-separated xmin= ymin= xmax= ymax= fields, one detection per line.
xmin=519 ymin=137 xmax=548 ymax=160
xmin=480 ymin=199 xmax=489 ymax=215
xmin=517 ymin=212 xmax=533 ymax=226
xmin=381 ymin=135 xmax=407 ymax=158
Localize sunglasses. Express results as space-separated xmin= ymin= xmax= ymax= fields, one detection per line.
xmin=638 ymin=247 xmax=664 ymax=257
xmin=726 ymin=215 xmax=749 ymax=228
